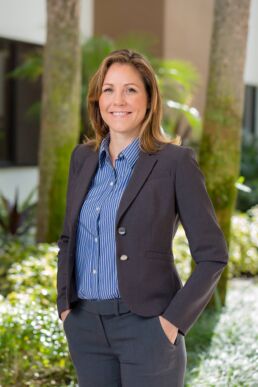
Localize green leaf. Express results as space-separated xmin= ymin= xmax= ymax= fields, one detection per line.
xmin=7 ymin=51 xmax=43 ymax=81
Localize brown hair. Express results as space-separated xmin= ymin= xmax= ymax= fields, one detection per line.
xmin=85 ymin=49 xmax=181 ymax=152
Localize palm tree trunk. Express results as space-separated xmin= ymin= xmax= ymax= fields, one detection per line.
xmin=37 ymin=0 xmax=81 ymax=242
xmin=199 ymin=0 xmax=250 ymax=306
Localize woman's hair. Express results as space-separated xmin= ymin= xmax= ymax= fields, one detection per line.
xmin=85 ymin=49 xmax=181 ymax=152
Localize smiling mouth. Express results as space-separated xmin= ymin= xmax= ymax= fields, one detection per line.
xmin=110 ymin=112 xmax=132 ymax=117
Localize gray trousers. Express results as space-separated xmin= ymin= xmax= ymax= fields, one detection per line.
xmin=63 ymin=298 xmax=187 ymax=387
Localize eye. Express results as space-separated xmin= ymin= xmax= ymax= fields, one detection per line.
xmin=126 ymin=87 xmax=137 ymax=94
xmin=102 ymin=87 xmax=113 ymax=94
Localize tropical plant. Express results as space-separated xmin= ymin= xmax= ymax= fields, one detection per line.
xmin=151 ymin=58 xmax=201 ymax=142
xmin=0 ymin=188 xmax=37 ymax=243
xmin=0 ymin=188 xmax=37 ymax=296
xmin=8 ymin=50 xmax=43 ymax=81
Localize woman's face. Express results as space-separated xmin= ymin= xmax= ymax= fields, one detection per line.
xmin=99 ymin=63 xmax=148 ymax=138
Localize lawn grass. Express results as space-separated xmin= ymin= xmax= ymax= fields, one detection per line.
xmin=185 ymin=277 xmax=258 ymax=386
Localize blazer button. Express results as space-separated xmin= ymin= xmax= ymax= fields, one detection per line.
xmin=120 ymin=254 xmax=128 ymax=261
xmin=118 ymin=227 xmax=126 ymax=235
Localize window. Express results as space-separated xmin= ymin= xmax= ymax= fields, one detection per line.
xmin=0 ymin=39 xmax=41 ymax=167
xmin=243 ymin=85 xmax=258 ymax=138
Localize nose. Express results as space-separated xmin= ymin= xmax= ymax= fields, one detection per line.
xmin=113 ymin=90 xmax=126 ymax=105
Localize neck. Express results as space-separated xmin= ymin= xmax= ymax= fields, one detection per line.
xmin=108 ymin=132 xmax=139 ymax=161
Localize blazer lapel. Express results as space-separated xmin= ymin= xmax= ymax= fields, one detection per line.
xmin=115 ymin=151 xmax=158 ymax=227
xmin=71 ymin=147 xmax=159 ymax=229
xmin=71 ymin=150 xmax=99 ymax=227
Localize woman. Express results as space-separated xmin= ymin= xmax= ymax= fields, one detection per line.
xmin=57 ymin=49 xmax=228 ymax=387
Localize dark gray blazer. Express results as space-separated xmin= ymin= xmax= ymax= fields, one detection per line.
xmin=57 ymin=142 xmax=228 ymax=335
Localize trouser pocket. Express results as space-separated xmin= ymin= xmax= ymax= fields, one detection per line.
xmin=154 ymin=316 xmax=180 ymax=348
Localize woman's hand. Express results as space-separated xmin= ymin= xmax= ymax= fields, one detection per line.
xmin=61 ymin=309 xmax=72 ymax=322
xmin=158 ymin=316 xmax=179 ymax=344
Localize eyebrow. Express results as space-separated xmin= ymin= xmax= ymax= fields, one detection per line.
xmin=102 ymin=83 xmax=139 ymax=87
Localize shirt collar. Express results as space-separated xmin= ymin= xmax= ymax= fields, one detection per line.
xmin=99 ymin=132 xmax=140 ymax=169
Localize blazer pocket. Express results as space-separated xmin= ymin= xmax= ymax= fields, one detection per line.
xmin=145 ymin=250 xmax=173 ymax=261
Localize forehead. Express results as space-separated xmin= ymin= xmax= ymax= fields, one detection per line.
xmin=103 ymin=63 xmax=144 ymax=85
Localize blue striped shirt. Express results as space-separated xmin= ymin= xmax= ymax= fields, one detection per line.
xmin=75 ymin=132 xmax=141 ymax=299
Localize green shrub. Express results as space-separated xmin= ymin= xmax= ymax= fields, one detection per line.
xmin=173 ymin=205 xmax=258 ymax=281
xmin=7 ymin=244 xmax=57 ymax=307
xmin=0 ymin=241 xmax=39 ymax=296
xmin=229 ymin=205 xmax=258 ymax=277
xmin=0 ymin=298 xmax=76 ymax=386
xmin=0 ymin=243 xmax=76 ymax=386
xmin=173 ymin=226 xmax=192 ymax=283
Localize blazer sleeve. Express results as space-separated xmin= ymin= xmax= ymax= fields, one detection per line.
xmin=56 ymin=144 xmax=80 ymax=318
xmin=161 ymin=147 xmax=229 ymax=335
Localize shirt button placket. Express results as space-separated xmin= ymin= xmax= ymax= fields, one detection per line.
xmin=93 ymin=207 xmax=100 ymax=296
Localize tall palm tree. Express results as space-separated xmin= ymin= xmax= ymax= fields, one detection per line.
xmin=36 ymin=0 xmax=81 ymax=242
xmin=200 ymin=0 xmax=250 ymax=306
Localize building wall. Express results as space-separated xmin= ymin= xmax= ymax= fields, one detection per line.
xmin=0 ymin=0 xmax=93 ymax=44
xmin=94 ymin=0 xmax=214 ymax=114
xmin=0 ymin=0 xmax=46 ymax=44
xmin=94 ymin=0 xmax=165 ymax=56
xmin=94 ymin=0 xmax=257 ymax=116
xmin=163 ymin=0 xmax=214 ymax=115
xmin=244 ymin=0 xmax=258 ymax=86
xmin=0 ymin=0 xmax=94 ymax=201
xmin=0 ymin=166 xmax=38 ymax=202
